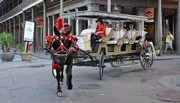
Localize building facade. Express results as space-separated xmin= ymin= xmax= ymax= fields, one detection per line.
xmin=0 ymin=0 xmax=180 ymax=54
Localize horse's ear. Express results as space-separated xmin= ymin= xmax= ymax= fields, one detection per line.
xmin=64 ymin=26 xmax=72 ymax=36
xmin=54 ymin=26 xmax=60 ymax=36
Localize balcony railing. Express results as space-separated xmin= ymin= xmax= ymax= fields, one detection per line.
xmin=0 ymin=0 xmax=41 ymax=23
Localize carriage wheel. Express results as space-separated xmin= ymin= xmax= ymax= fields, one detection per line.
xmin=140 ymin=42 xmax=154 ymax=70
xmin=99 ymin=52 xmax=105 ymax=80
xmin=110 ymin=56 xmax=124 ymax=67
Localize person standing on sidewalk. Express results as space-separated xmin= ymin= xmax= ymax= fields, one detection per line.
xmin=165 ymin=31 xmax=174 ymax=53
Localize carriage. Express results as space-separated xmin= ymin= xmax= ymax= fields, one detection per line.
xmin=50 ymin=11 xmax=155 ymax=80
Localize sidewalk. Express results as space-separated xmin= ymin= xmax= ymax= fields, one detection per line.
xmin=1 ymin=49 xmax=180 ymax=70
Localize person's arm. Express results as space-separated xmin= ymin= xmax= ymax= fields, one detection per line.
xmin=170 ymin=34 xmax=174 ymax=40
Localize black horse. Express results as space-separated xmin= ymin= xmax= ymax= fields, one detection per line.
xmin=46 ymin=25 xmax=76 ymax=97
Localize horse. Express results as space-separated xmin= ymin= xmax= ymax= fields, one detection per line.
xmin=45 ymin=25 xmax=78 ymax=97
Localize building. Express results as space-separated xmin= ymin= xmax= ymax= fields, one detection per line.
xmin=0 ymin=0 xmax=180 ymax=54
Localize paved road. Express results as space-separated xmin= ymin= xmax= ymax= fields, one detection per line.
xmin=0 ymin=59 xmax=180 ymax=103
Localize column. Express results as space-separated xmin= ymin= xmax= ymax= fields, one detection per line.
xmin=67 ymin=11 xmax=71 ymax=25
xmin=6 ymin=21 xmax=8 ymax=32
xmin=60 ymin=0 xmax=64 ymax=16
xmin=137 ymin=8 xmax=144 ymax=33
xmin=87 ymin=4 xmax=100 ymax=28
xmin=52 ymin=15 xmax=55 ymax=35
xmin=31 ymin=7 xmax=34 ymax=22
xmin=31 ymin=7 xmax=36 ymax=52
xmin=3 ymin=23 xmax=5 ymax=32
xmin=13 ymin=18 xmax=16 ymax=41
xmin=43 ymin=0 xmax=46 ymax=49
xmin=176 ymin=0 xmax=180 ymax=54
xmin=22 ymin=11 xmax=25 ymax=43
xmin=19 ymin=15 xmax=21 ymax=43
xmin=47 ymin=16 xmax=50 ymax=35
xmin=9 ymin=20 xmax=11 ymax=34
xmin=156 ymin=0 xmax=163 ymax=55
xmin=75 ymin=8 xmax=79 ymax=35
xmin=107 ymin=0 xmax=111 ymax=12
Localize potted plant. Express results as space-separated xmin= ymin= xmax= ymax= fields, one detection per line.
xmin=16 ymin=43 xmax=32 ymax=61
xmin=154 ymin=45 xmax=160 ymax=56
xmin=0 ymin=32 xmax=16 ymax=62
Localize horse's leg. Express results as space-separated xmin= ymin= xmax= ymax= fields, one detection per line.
xmin=56 ymin=68 xmax=62 ymax=96
xmin=60 ymin=66 xmax=64 ymax=84
xmin=66 ymin=55 xmax=73 ymax=90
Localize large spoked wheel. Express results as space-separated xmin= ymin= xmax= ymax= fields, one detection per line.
xmin=110 ymin=56 xmax=124 ymax=67
xmin=140 ymin=42 xmax=154 ymax=70
xmin=99 ymin=52 xmax=105 ymax=80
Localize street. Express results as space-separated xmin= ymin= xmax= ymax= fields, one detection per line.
xmin=1 ymin=59 xmax=180 ymax=103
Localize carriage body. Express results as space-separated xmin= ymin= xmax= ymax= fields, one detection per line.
xmin=50 ymin=11 xmax=155 ymax=80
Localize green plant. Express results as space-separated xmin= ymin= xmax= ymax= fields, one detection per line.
xmin=0 ymin=32 xmax=16 ymax=52
xmin=154 ymin=46 xmax=159 ymax=51
xmin=16 ymin=44 xmax=25 ymax=52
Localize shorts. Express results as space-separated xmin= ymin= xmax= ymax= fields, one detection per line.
xmin=166 ymin=43 xmax=173 ymax=50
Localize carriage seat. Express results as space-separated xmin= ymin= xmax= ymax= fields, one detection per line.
xmin=99 ymin=28 xmax=113 ymax=42
xmin=107 ymin=30 xmax=126 ymax=44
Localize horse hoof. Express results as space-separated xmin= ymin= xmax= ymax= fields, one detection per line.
xmin=57 ymin=92 xmax=62 ymax=97
xmin=67 ymin=83 xmax=73 ymax=90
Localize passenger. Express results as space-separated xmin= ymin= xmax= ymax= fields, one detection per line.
xmin=119 ymin=24 xmax=127 ymax=38
xmin=105 ymin=22 xmax=112 ymax=28
xmin=126 ymin=24 xmax=137 ymax=41
xmin=91 ymin=18 xmax=106 ymax=51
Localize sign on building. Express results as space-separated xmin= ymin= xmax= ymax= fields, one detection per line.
xmin=144 ymin=8 xmax=154 ymax=20
xmin=24 ymin=21 xmax=35 ymax=42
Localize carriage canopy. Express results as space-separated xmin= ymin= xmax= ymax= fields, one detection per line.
xmin=61 ymin=11 xmax=148 ymax=21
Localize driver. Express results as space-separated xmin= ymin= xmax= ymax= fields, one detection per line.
xmin=91 ymin=18 xmax=106 ymax=51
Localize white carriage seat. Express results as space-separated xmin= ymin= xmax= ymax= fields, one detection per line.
xmin=106 ymin=28 xmax=112 ymax=36
xmin=107 ymin=29 xmax=126 ymax=44
xmin=127 ymin=29 xmax=137 ymax=40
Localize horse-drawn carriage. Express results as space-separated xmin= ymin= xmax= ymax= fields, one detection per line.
xmin=49 ymin=11 xmax=154 ymax=80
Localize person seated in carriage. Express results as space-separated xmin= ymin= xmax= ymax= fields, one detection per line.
xmin=91 ymin=18 xmax=106 ymax=51
xmin=125 ymin=23 xmax=137 ymax=42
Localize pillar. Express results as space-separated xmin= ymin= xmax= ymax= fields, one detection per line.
xmin=156 ymin=0 xmax=163 ymax=55
xmin=6 ymin=21 xmax=8 ymax=32
xmin=9 ymin=20 xmax=11 ymax=34
xmin=47 ymin=16 xmax=50 ymax=35
xmin=52 ymin=15 xmax=55 ymax=35
xmin=60 ymin=0 xmax=63 ymax=16
xmin=107 ymin=0 xmax=111 ymax=12
xmin=31 ymin=7 xmax=34 ymax=22
xmin=19 ymin=15 xmax=21 ymax=43
xmin=137 ymin=8 xmax=144 ymax=33
xmin=43 ymin=0 xmax=46 ymax=49
xmin=67 ymin=11 xmax=71 ymax=25
xmin=75 ymin=8 xmax=79 ymax=35
xmin=176 ymin=0 xmax=180 ymax=54
xmin=87 ymin=4 xmax=100 ymax=28
xmin=13 ymin=18 xmax=16 ymax=41
xmin=22 ymin=11 xmax=25 ymax=42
